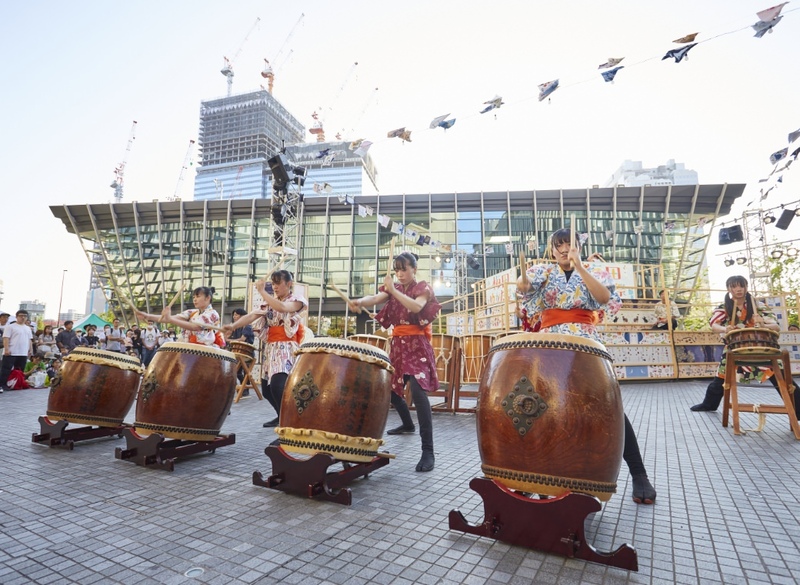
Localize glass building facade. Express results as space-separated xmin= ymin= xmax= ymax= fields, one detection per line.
xmin=52 ymin=184 xmax=743 ymax=330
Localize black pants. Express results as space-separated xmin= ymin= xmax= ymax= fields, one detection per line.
xmin=0 ymin=355 xmax=28 ymax=387
xmin=699 ymin=374 xmax=800 ymax=417
xmin=390 ymin=378 xmax=434 ymax=455
xmin=623 ymin=414 xmax=647 ymax=478
xmin=261 ymin=373 xmax=288 ymax=417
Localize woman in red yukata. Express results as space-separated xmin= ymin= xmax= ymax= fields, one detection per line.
xmin=349 ymin=252 xmax=440 ymax=472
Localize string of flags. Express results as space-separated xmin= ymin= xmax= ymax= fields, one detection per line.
xmin=753 ymin=125 xmax=800 ymax=204
xmin=335 ymin=3 xmax=793 ymax=166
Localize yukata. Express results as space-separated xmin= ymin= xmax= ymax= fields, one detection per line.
xmin=257 ymin=293 xmax=308 ymax=382
xmin=176 ymin=306 xmax=223 ymax=348
xmin=376 ymin=280 xmax=441 ymax=397
xmin=710 ymin=300 xmax=777 ymax=383
xmin=520 ymin=261 xmax=621 ymax=343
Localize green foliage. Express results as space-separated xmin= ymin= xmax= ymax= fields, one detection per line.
xmin=98 ymin=309 xmax=117 ymax=323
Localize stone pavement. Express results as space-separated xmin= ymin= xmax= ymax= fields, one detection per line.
xmin=1 ymin=379 xmax=799 ymax=585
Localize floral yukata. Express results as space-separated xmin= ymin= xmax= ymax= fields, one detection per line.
xmin=257 ymin=293 xmax=308 ymax=383
xmin=520 ymin=262 xmax=621 ymax=343
xmin=376 ymin=280 xmax=441 ymax=397
xmin=176 ymin=306 xmax=223 ymax=347
xmin=710 ymin=300 xmax=777 ymax=383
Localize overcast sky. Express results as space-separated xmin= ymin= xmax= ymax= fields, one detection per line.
xmin=1 ymin=0 xmax=797 ymax=318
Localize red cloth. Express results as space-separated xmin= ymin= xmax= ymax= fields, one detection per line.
xmin=392 ymin=324 xmax=432 ymax=342
xmin=540 ymin=308 xmax=597 ymax=329
xmin=267 ymin=323 xmax=304 ymax=344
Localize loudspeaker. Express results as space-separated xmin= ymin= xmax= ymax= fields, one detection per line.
xmin=718 ymin=225 xmax=744 ymax=245
xmin=775 ymin=209 xmax=795 ymax=230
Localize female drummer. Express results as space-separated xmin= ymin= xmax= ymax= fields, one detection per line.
xmin=225 ymin=270 xmax=307 ymax=428
xmin=134 ymin=286 xmax=224 ymax=348
xmin=517 ymin=228 xmax=657 ymax=504
xmin=690 ymin=275 xmax=800 ymax=416
xmin=349 ymin=252 xmax=441 ymax=472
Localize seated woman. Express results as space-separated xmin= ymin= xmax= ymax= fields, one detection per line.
xmin=652 ymin=289 xmax=680 ymax=330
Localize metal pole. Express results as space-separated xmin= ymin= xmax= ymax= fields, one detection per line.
xmin=57 ymin=270 xmax=67 ymax=327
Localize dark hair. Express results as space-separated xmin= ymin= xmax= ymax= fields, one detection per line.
xmin=232 ymin=308 xmax=247 ymax=317
xmin=16 ymin=310 xmax=29 ymax=317
xmin=193 ymin=286 xmax=215 ymax=297
xmin=724 ymin=275 xmax=754 ymax=324
xmin=270 ymin=270 xmax=294 ymax=285
xmin=64 ymin=320 xmax=74 ymax=327
xmin=393 ymin=252 xmax=418 ymax=272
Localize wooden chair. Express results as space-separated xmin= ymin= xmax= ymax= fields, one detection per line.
xmin=722 ymin=349 xmax=800 ymax=440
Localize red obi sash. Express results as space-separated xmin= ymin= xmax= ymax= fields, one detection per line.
xmin=540 ymin=308 xmax=598 ymax=329
xmin=392 ymin=324 xmax=432 ymax=342
xmin=268 ymin=323 xmax=304 ymax=344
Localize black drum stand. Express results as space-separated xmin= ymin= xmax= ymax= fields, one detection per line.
xmin=449 ymin=477 xmax=638 ymax=571
xmin=31 ymin=416 xmax=127 ymax=450
xmin=253 ymin=444 xmax=390 ymax=505
xmin=114 ymin=428 xmax=236 ymax=471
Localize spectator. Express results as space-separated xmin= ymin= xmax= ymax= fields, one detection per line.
xmin=84 ymin=325 xmax=100 ymax=348
xmin=158 ymin=330 xmax=172 ymax=347
xmin=1 ymin=310 xmax=34 ymax=392
xmin=652 ymin=289 xmax=680 ymax=330
xmin=98 ymin=324 xmax=110 ymax=350
xmin=37 ymin=325 xmax=56 ymax=356
xmin=46 ymin=356 xmax=62 ymax=381
xmin=106 ymin=319 xmax=125 ymax=353
xmin=131 ymin=324 xmax=143 ymax=359
xmin=74 ymin=329 xmax=86 ymax=346
xmin=24 ymin=355 xmax=47 ymax=388
xmin=140 ymin=321 xmax=159 ymax=367
xmin=0 ymin=312 xmax=10 ymax=352
xmin=55 ymin=320 xmax=78 ymax=355
xmin=788 ymin=324 xmax=800 ymax=332
xmin=124 ymin=330 xmax=135 ymax=355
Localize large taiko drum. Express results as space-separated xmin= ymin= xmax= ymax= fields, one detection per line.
xmin=134 ymin=342 xmax=238 ymax=441
xmin=347 ymin=334 xmax=389 ymax=353
xmin=477 ymin=332 xmax=624 ymax=502
xmin=276 ymin=338 xmax=394 ymax=463
xmin=461 ymin=334 xmax=493 ymax=383
xmin=725 ymin=327 xmax=781 ymax=356
xmin=47 ymin=348 xmax=143 ymax=427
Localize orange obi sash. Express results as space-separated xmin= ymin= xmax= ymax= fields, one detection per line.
xmin=268 ymin=323 xmax=304 ymax=344
xmin=188 ymin=331 xmax=226 ymax=347
xmin=540 ymin=308 xmax=598 ymax=329
xmin=392 ymin=324 xmax=432 ymax=342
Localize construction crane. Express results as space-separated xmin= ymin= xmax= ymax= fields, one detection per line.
xmin=167 ymin=139 xmax=195 ymax=202
xmin=260 ymin=13 xmax=304 ymax=94
xmin=110 ymin=120 xmax=137 ymax=204
xmin=221 ymin=17 xmax=261 ymax=96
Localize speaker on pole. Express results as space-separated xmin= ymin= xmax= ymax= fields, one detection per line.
xmin=775 ymin=209 xmax=795 ymax=230
xmin=718 ymin=225 xmax=744 ymax=245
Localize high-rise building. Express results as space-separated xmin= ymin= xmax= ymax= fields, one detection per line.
xmin=193 ymin=89 xmax=305 ymax=201
xmin=604 ymin=159 xmax=698 ymax=188
xmin=285 ymin=141 xmax=378 ymax=197
xmin=19 ymin=300 xmax=46 ymax=323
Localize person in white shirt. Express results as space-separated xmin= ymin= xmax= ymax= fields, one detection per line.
xmin=140 ymin=321 xmax=159 ymax=367
xmin=105 ymin=319 xmax=125 ymax=353
xmin=1 ymin=310 xmax=34 ymax=392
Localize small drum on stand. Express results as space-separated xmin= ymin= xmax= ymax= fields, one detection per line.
xmin=134 ymin=342 xmax=238 ymax=442
xmin=347 ymin=334 xmax=389 ymax=353
xmin=276 ymin=338 xmax=394 ymax=463
xmin=725 ymin=327 xmax=781 ymax=356
xmin=477 ymin=332 xmax=624 ymax=501
xmin=47 ymin=347 xmax=143 ymax=427
xmin=461 ymin=334 xmax=493 ymax=384
xmin=229 ymin=340 xmax=256 ymax=362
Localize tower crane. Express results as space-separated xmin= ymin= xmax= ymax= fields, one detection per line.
xmin=168 ymin=139 xmax=195 ymax=202
xmin=260 ymin=13 xmax=304 ymax=94
xmin=110 ymin=120 xmax=137 ymax=204
xmin=221 ymin=17 xmax=261 ymax=96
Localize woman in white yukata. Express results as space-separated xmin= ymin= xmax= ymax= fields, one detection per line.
xmin=517 ymin=228 xmax=656 ymax=505
xmin=134 ymin=286 xmax=224 ymax=348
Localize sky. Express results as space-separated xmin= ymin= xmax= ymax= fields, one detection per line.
xmin=1 ymin=0 xmax=798 ymax=319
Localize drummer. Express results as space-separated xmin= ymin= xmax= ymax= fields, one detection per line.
xmin=517 ymin=228 xmax=656 ymax=504
xmin=133 ymin=286 xmax=224 ymax=348
xmin=348 ymin=252 xmax=440 ymax=473
xmin=690 ymin=275 xmax=800 ymax=417
xmin=224 ymin=271 xmax=307 ymax=428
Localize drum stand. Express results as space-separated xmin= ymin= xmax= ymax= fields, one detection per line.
xmin=234 ymin=355 xmax=262 ymax=403
xmin=31 ymin=416 xmax=127 ymax=450
xmin=449 ymin=477 xmax=638 ymax=571
xmin=253 ymin=445 xmax=390 ymax=506
xmin=114 ymin=428 xmax=236 ymax=471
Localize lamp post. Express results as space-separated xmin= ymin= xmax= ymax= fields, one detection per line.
xmin=57 ymin=270 xmax=67 ymax=327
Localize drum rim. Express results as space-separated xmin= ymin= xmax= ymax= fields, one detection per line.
xmin=228 ymin=340 xmax=257 ymax=349
xmin=301 ymin=338 xmax=389 ymax=359
xmin=724 ymin=327 xmax=780 ymax=340
xmin=492 ymin=331 xmax=608 ymax=352
xmin=157 ymin=341 xmax=236 ymax=361
xmin=63 ymin=347 xmax=143 ymax=370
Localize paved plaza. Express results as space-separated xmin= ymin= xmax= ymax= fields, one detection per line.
xmin=1 ymin=379 xmax=799 ymax=585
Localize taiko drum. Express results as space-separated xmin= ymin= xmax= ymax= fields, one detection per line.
xmin=276 ymin=338 xmax=393 ymax=463
xmin=229 ymin=340 xmax=257 ymax=361
xmin=47 ymin=348 xmax=143 ymax=427
xmin=477 ymin=332 xmax=624 ymax=501
xmin=134 ymin=342 xmax=238 ymax=441
xmin=725 ymin=327 xmax=781 ymax=356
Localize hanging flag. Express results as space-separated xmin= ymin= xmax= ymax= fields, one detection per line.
xmin=504 ymin=242 xmax=514 ymax=255
xmin=664 ymin=221 xmax=676 ymax=233
xmin=757 ymin=2 xmax=788 ymax=22
xmin=429 ymin=114 xmax=450 ymax=129
xmin=792 ymin=146 xmax=800 ymax=160
xmin=753 ymin=3 xmax=787 ymax=37
xmin=697 ymin=217 xmax=708 ymax=228
xmin=578 ymin=233 xmax=589 ymax=245
xmin=601 ymin=66 xmax=624 ymax=83
xmin=597 ymin=57 xmax=624 ymax=69
xmin=313 ymin=182 xmax=323 ymax=194
xmin=316 ymin=148 xmax=331 ymax=159
xmin=527 ymin=239 xmax=536 ymax=252
xmin=538 ymin=80 xmax=560 ymax=102
xmin=391 ymin=222 xmax=404 ymax=235
xmin=479 ymin=95 xmax=504 ymax=114
xmin=358 ymin=205 xmax=368 ymax=218
xmin=349 ymin=139 xmax=364 ymax=150
xmin=387 ymin=128 xmax=412 ymax=142
xmin=322 ymin=153 xmax=336 ymax=166
xmin=416 ymin=235 xmax=426 ymax=246
xmin=770 ymin=147 xmax=789 ymax=164
xmin=662 ymin=43 xmax=697 ymax=63
xmin=337 ymin=194 xmax=347 ymax=204
xmin=353 ymin=140 xmax=373 ymax=158
xmin=605 ymin=229 xmax=614 ymax=240
xmin=673 ymin=33 xmax=699 ymax=43
xmin=345 ymin=195 xmax=355 ymax=205
xmin=788 ymin=128 xmax=800 ymax=144
xmin=378 ymin=214 xmax=391 ymax=228
xmin=365 ymin=206 xmax=374 ymax=216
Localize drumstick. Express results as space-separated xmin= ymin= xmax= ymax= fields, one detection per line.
xmin=569 ymin=213 xmax=576 ymax=269
xmin=375 ymin=451 xmax=397 ymax=459
xmin=328 ymin=282 xmax=376 ymax=318
xmin=519 ymin=252 xmax=528 ymax=285
xmin=386 ymin=238 xmax=395 ymax=279
xmin=166 ymin=284 xmax=185 ymax=310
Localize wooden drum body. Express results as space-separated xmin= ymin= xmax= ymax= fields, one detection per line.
xmin=347 ymin=334 xmax=389 ymax=353
xmin=461 ymin=334 xmax=493 ymax=383
xmin=47 ymin=348 xmax=143 ymax=427
xmin=725 ymin=327 xmax=781 ymax=356
xmin=431 ymin=334 xmax=458 ymax=390
xmin=276 ymin=338 xmax=393 ymax=463
xmin=477 ymin=333 xmax=624 ymax=502
xmin=134 ymin=342 xmax=238 ymax=441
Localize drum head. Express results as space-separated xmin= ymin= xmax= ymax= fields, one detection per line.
xmin=494 ymin=331 xmax=609 ymax=353
xmin=158 ymin=340 xmax=236 ymax=361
